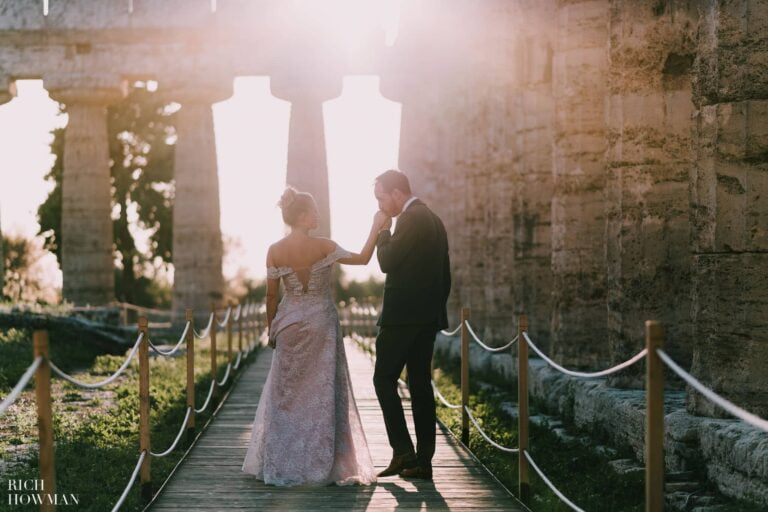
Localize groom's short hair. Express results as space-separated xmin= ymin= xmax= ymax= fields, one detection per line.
xmin=375 ymin=169 xmax=412 ymax=195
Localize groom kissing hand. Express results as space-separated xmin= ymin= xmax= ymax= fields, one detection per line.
xmin=371 ymin=169 xmax=452 ymax=481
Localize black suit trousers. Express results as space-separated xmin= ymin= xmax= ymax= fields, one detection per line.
xmin=373 ymin=322 xmax=437 ymax=467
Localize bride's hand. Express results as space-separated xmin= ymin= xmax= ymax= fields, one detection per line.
xmin=373 ymin=210 xmax=392 ymax=231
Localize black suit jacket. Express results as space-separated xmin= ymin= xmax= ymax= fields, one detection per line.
xmin=376 ymin=199 xmax=451 ymax=329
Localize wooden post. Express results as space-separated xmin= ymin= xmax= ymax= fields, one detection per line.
xmin=238 ymin=302 xmax=244 ymax=355
xmin=226 ymin=301 xmax=234 ymax=365
xmin=33 ymin=331 xmax=56 ymax=512
xmin=185 ymin=309 xmax=196 ymax=445
xmin=138 ymin=317 xmax=152 ymax=503
xmin=210 ymin=303 xmax=220 ymax=407
xmin=517 ymin=314 xmax=530 ymax=504
xmin=645 ymin=320 xmax=664 ymax=512
xmin=460 ymin=307 xmax=470 ymax=445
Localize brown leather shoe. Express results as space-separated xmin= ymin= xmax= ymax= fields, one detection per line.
xmin=377 ymin=452 xmax=418 ymax=477
xmin=399 ymin=465 xmax=433 ymax=480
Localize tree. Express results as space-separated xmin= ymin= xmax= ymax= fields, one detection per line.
xmin=1 ymin=234 xmax=56 ymax=303
xmin=38 ymin=82 xmax=177 ymax=308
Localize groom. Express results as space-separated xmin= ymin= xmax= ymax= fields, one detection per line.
xmin=372 ymin=169 xmax=451 ymax=480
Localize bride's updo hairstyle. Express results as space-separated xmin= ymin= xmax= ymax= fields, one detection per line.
xmin=278 ymin=186 xmax=315 ymax=226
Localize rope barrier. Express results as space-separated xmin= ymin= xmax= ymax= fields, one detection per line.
xmin=440 ymin=325 xmax=462 ymax=337
xmin=150 ymin=406 xmax=192 ymax=457
xmin=656 ymin=349 xmax=768 ymax=432
xmin=147 ymin=321 xmax=191 ymax=357
xmin=465 ymin=321 xmax=518 ymax=352
xmin=217 ymin=363 xmax=233 ymax=387
xmin=193 ymin=313 xmax=215 ymax=339
xmin=431 ymin=381 xmax=462 ymax=409
xmin=0 ymin=356 xmax=43 ymax=415
xmin=524 ymin=450 xmax=585 ymax=512
xmin=232 ymin=351 xmax=244 ymax=370
xmin=216 ymin=307 xmax=231 ymax=328
xmin=523 ymin=332 xmax=648 ymax=379
xmin=232 ymin=304 xmax=243 ymax=322
xmin=464 ymin=406 xmax=520 ymax=453
xmin=110 ymin=450 xmax=146 ymax=512
xmin=195 ymin=380 xmax=216 ymax=413
xmin=50 ymin=333 xmax=144 ymax=389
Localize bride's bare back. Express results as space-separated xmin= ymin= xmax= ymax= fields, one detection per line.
xmin=267 ymin=236 xmax=337 ymax=290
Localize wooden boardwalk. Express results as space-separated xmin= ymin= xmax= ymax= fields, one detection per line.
xmin=149 ymin=339 xmax=527 ymax=511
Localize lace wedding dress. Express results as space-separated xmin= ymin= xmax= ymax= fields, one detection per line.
xmin=241 ymin=243 xmax=377 ymax=486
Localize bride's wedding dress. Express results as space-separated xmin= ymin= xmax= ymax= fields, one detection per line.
xmin=241 ymin=242 xmax=377 ymax=486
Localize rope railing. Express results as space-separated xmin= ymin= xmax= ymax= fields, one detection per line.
xmin=2 ymin=299 xmax=265 ymax=511
xmin=195 ymin=380 xmax=217 ymax=414
xmin=524 ymin=450 xmax=585 ymax=512
xmin=49 ymin=332 xmax=144 ymax=389
xmin=431 ymin=381 xmax=462 ymax=409
xmin=0 ymin=356 xmax=43 ymax=415
xmin=216 ymin=306 xmax=232 ymax=328
xmin=232 ymin=303 xmax=243 ymax=322
xmin=656 ymin=348 xmax=768 ymax=432
xmin=464 ymin=405 xmax=519 ymax=453
xmin=523 ymin=332 xmax=648 ymax=379
xmin=440 ymin=324 xmax=461 ymax=337
xmin=465 ymin=320 xmax=518 ymax=352
xmin=193 ymin=312 xmax=215 ymax=339
xmin=217 ymin=362 xmax=233 ymax=387
xmin=110 ymin=450 xmax=147 ymax=512
xmin=150 ymin=406 xmax=193 ymax=457
xmin=148 ymin=321 xmax=191 ymax=357
xmin=343 ymin=304 xmax=768 ymax=512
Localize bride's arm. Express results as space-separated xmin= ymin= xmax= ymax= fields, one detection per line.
xmin=337 ymin=211 xmax=389 ymax=266
xmin=265 ymin=248 xmax=280 ymax=348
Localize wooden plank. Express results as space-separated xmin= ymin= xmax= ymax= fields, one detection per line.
xmin=149 ymin=338 xmax=526 ymax=511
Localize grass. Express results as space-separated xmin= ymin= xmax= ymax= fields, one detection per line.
xmin=0 ymin=325 xmax=259 ymax=511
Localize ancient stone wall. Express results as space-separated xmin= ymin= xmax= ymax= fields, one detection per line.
xmin=690 ymin=0 xmax=768 ymax=417
xmin=605 ymin=0 xmax=697 ymax=387
xmin=389 ymin=0 xmax=767 ymax=417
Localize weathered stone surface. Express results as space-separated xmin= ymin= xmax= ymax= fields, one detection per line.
xmin=551 ymin=0 xmax=611 ymax=369
xmin=48 ymin=83 xmax=126 ymax=306
xmin=605 ymin=0 xmax=697 ymax=388
xmin=690 ymin=0 xmax=768 ymax=418
xmin=166 ymin=83 xmax=231 ymax=317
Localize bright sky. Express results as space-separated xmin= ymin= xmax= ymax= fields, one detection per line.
xmin=0 ymin=74 xmax=400 ymax=291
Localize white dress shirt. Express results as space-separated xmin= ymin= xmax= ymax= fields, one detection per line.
xmin=400 ymin=196 xmax=418 ymax=215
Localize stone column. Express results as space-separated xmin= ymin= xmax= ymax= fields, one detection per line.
xmin=0 ymin=79 xmax=14 ymax=298
xmin=550 ymin=0 xmax=611 ymax=368
xmin=689 ymin=1 xmax=768 ymax=417
xmin=510 ymin=0 xmax=556 ymax=346
xmin=270 ymin=79 xmax=341 ymax=238
xmin=381 ymin=0 xmax=524 ymax=342
xmin=604 ymin=1 xmax=697 ymax=388
xmin=378 ymin=0 xmax=472 ymax=331
xmin=47 ymin=83 xmax=126 ymax=306
xmin=163 ymin=84 xmax=231 ymax=318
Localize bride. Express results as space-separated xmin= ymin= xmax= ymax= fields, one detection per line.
xmin=241 ymin=186 xmax=387 ymax=486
